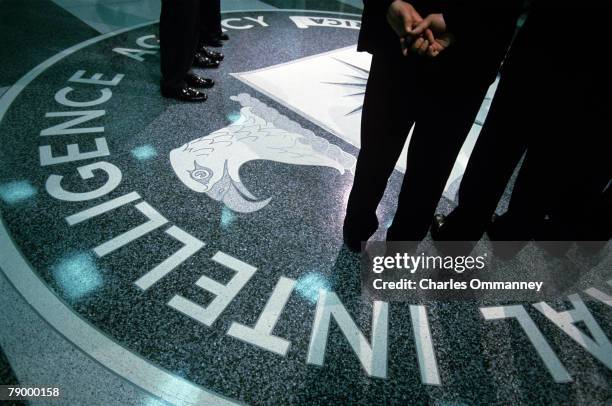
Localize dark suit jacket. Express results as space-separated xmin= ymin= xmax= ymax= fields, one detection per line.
xmin=504 ymin=0 xmax=607 ymax=88
xmin=358 ymin=0 xmax=524 ymax=88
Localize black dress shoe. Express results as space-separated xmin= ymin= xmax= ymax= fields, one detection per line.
xmin=198 ymin=47 xmax=224 ymax=61
xmin=343 ymin=216 xmax=378 ymax=253
xmin=430 ymin=213 xmax=476 ymax=255
xmin=219 ymin=33 xmax=229 ymax=41
xmin=185 ymin=73 xmax=214 ymax=89
xmin=161 ymin=86 xmax=207 ymax=102
xmin=343 ymin=226 xmax=369 ymax=253
xmin=193 ymin=53 xmax=220 ymax=68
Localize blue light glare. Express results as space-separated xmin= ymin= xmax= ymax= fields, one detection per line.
xmin=51 ymin=252 xmax=103 ymax=300
xmin=131 ymin=145 xmax=158 ymax=161
xmin=296 ymin=272 xmax=330 ymax=304
xmin=220 ymin=206 xmax=235 ymax=228
xmin=0 ymin=180 xmax=37 ymax=204
xmin=226 ymin=111 xmax=242 ymax=123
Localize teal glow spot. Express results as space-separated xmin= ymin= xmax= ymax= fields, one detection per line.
xmin=296 ymin=273 xmax=330 ymax=304
xmin=131 ymin=145 xmax=158 ymax=161
xmin=0 ymin=180 xmax=37 ymax=204
xmin=226 ymin=111 xmax=242 ymax=123
xmin=220 ymin=206 xmax=235 ymax=228
xmin=52 ymin=252 xmax=102 ymax=300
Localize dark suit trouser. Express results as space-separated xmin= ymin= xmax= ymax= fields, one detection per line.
xmin=439 ymin=71 xmax=534 ymax=241
xmin=497 ymin=108 xmax=610 ymax=241
xmin=160 ymin=0 xmax=201 ymax=91
xmin=505 ymin=110 xmax=611 ymax=240
xmin=344 ymin=51 xmax=491 ymax=241
xmin=200 ymin=0 xmax=222 ymax=42
xmin=344 ymin=53 xmax=417 ymax=240
xmin=442 ymin=59 xmax=611 ymax=241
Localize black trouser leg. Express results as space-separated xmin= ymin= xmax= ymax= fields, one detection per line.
xmin=504 ymin=72 xmax=610 ymax=241
xmin=344 ymin=53 xmax=416 ymax=240
xmin=160 ymin=0 xmax=200 ymax=91
xmin=387 ymin=86 xmax=488 ymax=241
xmin=211 ymin=0 xmax=222 ymax=36
xmin=200 ymin=0 xmax=222 ymax=43
xmin=441 ymin=75 xmax=532 ymax=241
xmin=547 ymin=112 xmax=611 ymax=240
xmin=559 ymin=59 xmax=611 ymax=240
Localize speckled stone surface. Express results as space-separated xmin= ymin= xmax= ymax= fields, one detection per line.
xmin=0 ymin=0 xmax=98 ymax=86
xmin=0 ymin=8 xmax=610 ymax=406
xmin=0 ymin=347 xmax=19 ymax=386
xmin=0 ymin=345 xmax=25 ymax=406
xmin=0 ymin=272 xmax=174 ymax=406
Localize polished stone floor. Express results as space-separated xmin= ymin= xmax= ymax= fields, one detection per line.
xmin=0 ymin=346 xmax=19 ymax=387
xmin=0 ymin=1 xmax=610 ymax=405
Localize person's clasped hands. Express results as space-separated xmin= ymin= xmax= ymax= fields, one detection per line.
xmin=386 ymin=0 xmax=454 ymax=58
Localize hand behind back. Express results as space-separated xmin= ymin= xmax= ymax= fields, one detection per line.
xmin=386 ymin=1 xmax=454 ymax=58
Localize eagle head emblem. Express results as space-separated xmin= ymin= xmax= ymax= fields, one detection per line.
xmin=170 ymin=93 xmax=356 ymax=213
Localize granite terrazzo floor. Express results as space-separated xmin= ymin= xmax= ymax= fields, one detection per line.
xmin=0 ymin=346 xmax=20 ymax=386
xmin=0 ymin=1 xmax=610 ymax=405
xmin=0 ymin=349 xmax=24 ymax=406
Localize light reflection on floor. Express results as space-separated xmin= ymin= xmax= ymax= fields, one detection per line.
xmin=295 ymin=272 xmax=331 ymax=303
xmin=51 ymin=251 xmax=103 ymax=300
xmin=0 ymin=180 xmax=37 ymax=205
xmin=131 ymin=144 xmax=158 ymax=161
